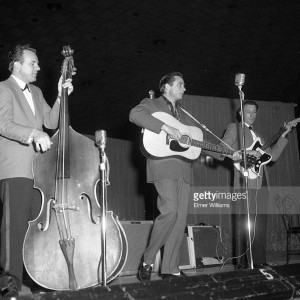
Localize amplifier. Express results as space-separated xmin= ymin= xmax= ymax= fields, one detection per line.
xmin=179 ymin=234 xmax=194 ymax=269
xmin=119 ymin=221 xmax=161 ymax=276
xmin=183 ymin=225 xmax=224 ymax=268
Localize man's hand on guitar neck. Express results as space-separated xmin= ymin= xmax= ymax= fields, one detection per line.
xmin=161 ymin=124 xmax=182 ymax=140
xmin=282 ymin=123 xmax=293 ymax=138
xmin=222 ymin=152 xmax=240 ymax=161
xmin=226 ymin=150 xmax=260 ymax=161
xmin=225 ymin=151 xmax=246 ymax=161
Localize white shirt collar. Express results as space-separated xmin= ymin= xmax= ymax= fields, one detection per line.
xmin=11 ymin=75 xmax=27 ymax=90
xmin=244 ymin=123 xmax=252 ymax=129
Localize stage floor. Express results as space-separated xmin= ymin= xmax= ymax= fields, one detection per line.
xmin=19 ymin=251 xmax=300 ymax=298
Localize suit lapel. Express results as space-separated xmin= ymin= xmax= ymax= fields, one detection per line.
xmin=8 ymin=77 xmax=38 ymax=126
xmin=29 ymin=85 xmax=43 ymax=125
xmin=157 ymin=97 xmax=174 ymax=114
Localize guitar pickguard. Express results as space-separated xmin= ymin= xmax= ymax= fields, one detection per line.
xmin=234 ymin=138 xmax=272 ymax=179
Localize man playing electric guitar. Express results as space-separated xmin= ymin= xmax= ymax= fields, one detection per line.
xmin=221 ymin=100 xmax=292 ymax=269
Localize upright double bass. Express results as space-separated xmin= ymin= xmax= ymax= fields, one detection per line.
xmin=23 ymin=46 xmax=127 ymax=290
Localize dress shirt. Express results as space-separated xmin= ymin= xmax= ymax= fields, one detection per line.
xmin=245 ymin=123 xmax=257 ymax=140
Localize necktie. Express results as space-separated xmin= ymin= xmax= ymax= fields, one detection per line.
xmin=249 ymin=126 xmax=253 ymax=131
xmin=22 ymin=84 xmax=30 ymax=92
xmin=163 ymin=96 xmax=180 ymax=120
xmin=21 ymin=84 xmax=35 ymax=115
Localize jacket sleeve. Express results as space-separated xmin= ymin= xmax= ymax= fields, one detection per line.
xmin=129 ymin=98 xmax=164 ymax=134
xmin=34 ymin=86 xmax=60 ymax=130
xmin=266 ymin=136 xmax=288 ymax=161
xmin=221 ymin=123 xmax=239 ymax=150
xmin=204 ymin=123 xmax=239 ymax=161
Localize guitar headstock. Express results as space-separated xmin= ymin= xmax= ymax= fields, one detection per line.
xmin=285 ymin=117 xmax=300 ymax=128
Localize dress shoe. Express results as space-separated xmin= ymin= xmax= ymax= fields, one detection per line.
xmin=0 ymin=282 xmax=19 ymax=298
xmin=138 ymin=263 xmax=152 ymax=283
xmin=161 ymin=271 xmax=188 ymax=279
xmin=31 ymin=282 xmax=52 ymax=294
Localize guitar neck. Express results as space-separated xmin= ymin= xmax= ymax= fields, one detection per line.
xmin=191 ymin=139 xmax=233 ymax=155
xmin=261 ymin=127 xmax=286 ymax=151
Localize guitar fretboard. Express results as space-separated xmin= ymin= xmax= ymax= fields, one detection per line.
xmin=261 ymin=127 xmax=286 ymax=151
xmin=191 ymin=139 xmax=234 ymax=155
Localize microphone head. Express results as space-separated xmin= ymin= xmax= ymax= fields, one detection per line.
xmin=235 ymin=73 xmax=245 ymax=86
xmin=95 ymin=129 xmax=107 ymax=147
xmin=149 ymin=90 xmax=155 ymax=99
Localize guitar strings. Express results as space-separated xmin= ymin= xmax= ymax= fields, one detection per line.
xmin=179 ymin=107 xmax=235 ymax=151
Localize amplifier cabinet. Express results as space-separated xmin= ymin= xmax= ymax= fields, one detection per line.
xmin=179 ymin=234 xmax=194 ymax=269
xmin=119 ymin=221 xmax=161 ymax=276
xmin=184 ymin=225 xmax=224 ymax=268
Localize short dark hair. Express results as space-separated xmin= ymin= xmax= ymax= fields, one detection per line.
xmin=241 ymin=100 xmax=259 ymax=111
xmin=159 ymin=71 xmax=183 ymax=92
xmin=8 ymin=44 xmax=36 ymax=72
xmin=236 ymin=100 xmax=259 ymax=121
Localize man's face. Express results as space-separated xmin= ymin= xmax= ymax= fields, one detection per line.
xmin=241 ymin=104 xmax=257 ymax=126
xmin=166 ymin=76 xmax=186 ymax=101
xmin=15 ymin=49 xmax=40 ymax=83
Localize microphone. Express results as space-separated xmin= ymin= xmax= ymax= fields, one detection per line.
xmin=95 ymin=129 xmax=107 ymax=148
xmin=235 ymin=73 xmax=245 ymax=87
xmin=149 ymin=90 xmax=155 ymax=99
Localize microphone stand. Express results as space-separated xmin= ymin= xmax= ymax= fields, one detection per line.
xmin=95 ymin=130 xmax=109 ymax=287
xmin=237 ymin=85 xmax=254 ymax=270
xmin=100 ymin=144 xmax=108 ymax=286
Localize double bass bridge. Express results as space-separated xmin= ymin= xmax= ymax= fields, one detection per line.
xmin=53 ymin=203 xmax=80 ymax=213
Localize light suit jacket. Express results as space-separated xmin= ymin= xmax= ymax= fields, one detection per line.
xmin=221 ymin=122 xmax=288 ymax=189
xmin=0 ymin=76 xmax=60 ymax=180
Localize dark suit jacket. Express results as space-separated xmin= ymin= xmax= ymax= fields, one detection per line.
xmin=129 ymin=96 xmax=221 ymax=184
xmin=221 ymin=122 xmax=288 ymax=189
xmin=0 ymin=76 xmax=60 ymax=180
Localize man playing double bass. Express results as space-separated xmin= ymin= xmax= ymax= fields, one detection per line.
xmin=0 ymin=44 xmax=73 ymax=297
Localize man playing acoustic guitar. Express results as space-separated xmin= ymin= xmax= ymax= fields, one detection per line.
xmin=129 ymin=71 xmax=240 ymax=282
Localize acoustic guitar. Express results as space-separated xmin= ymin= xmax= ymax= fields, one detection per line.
xmin=142 ymin=112 xmax=256 ymax=164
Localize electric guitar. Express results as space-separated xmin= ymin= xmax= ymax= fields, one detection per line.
xmin=234 ymin=118 xmax=300 ymax=179
xmin=142 ymin=112 xmax=256 ymax=164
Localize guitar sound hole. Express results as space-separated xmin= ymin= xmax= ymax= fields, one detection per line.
xmin=170 ymin=140 xmax=187 ymax=152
